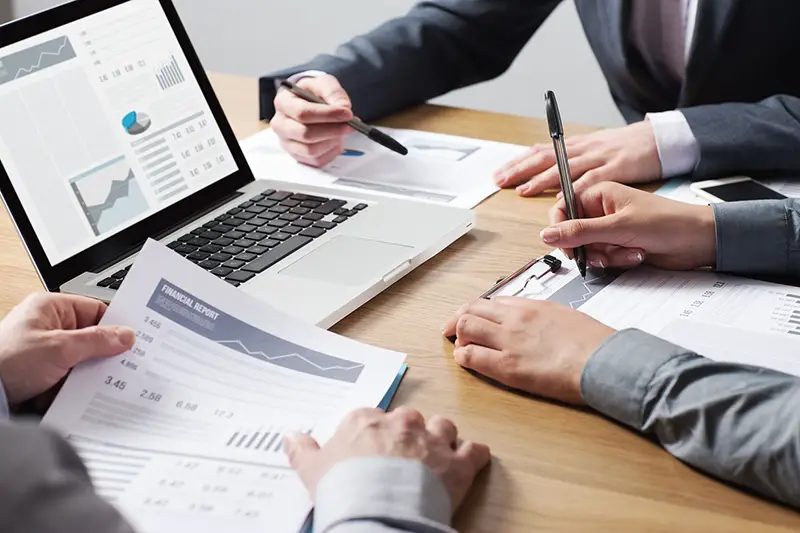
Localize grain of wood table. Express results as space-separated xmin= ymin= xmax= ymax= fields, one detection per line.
xmin=2 ymin=72 xmax=797 ymax=532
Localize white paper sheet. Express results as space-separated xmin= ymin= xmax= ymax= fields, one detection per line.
xmin=240 ymin=128 xmax=526 ymax=208
xmin=494 ymin=250 xmax=800 ymax=377
xmin=579 ymin=267 xmax=800 ymax=376
xmin=42 ymin=240 xmax=406 ymax=533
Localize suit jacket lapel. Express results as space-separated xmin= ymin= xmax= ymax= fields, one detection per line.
xmin=681 ymin=0 xmax=741 ymax=103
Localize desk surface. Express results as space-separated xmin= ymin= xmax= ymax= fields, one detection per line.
xmin=1 ymin=73 xmax=797 ymax=532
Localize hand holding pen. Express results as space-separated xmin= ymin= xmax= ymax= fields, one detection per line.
xmin=271 ymin=74 xmax=407 ymax=167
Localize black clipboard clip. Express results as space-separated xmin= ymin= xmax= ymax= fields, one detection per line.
xmin=445 ymin=254 xmax=562 ymax=343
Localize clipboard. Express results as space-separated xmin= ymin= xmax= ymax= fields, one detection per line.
xmin=445 ymin=254 xmax=563 ymax=343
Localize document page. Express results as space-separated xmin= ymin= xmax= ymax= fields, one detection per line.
xmin=241 ymin=128 xmax=525 ymax=208
xmin=494 ymin=250 xmax=800 ymax=377
xmin=42 ymin=240 xmax=406 ymax=533
xmin=579 ymin=268 xmax=800 ymax=377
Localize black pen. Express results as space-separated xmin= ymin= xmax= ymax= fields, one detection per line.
xmin=276 ymin=78 xmax=408 ymax=156
xmin=544 ymin=90 xmax=587 ymax=278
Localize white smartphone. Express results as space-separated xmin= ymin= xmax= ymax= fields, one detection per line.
xmin=690 ymin=176 xmax=787 ymax=203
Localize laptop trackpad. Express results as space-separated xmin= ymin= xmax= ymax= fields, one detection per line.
xmin=279 ymin=236 xmax=413 ymax=286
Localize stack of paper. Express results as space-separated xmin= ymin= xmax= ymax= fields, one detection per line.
xmin=42 ymin=241 xmax=407 ymax=533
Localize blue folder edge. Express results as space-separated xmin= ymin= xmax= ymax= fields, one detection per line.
xmin=300 ymin=364 xmax=409 ymax=532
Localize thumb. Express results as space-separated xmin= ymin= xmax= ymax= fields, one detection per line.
xmin=540 ymin=214 xmax=627 ymax=249
xmin=283 ymin=432 xmax=320 ymax=469
xmin=58 ymin=325 xmax=135 ymax=365
xmin=311 ymin=75 xmax=351 ymax=108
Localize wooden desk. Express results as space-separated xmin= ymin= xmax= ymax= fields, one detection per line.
xmin=1 ymin=73 xmax=797 ymax=532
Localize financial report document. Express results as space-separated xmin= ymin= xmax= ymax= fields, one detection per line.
xmin=241 ymin=127 xmax=525 ymax=208
xmin=496 ymin=250 xmax=800 ymax=377
xmin=42 ymin=240 xmax=406 ymax=533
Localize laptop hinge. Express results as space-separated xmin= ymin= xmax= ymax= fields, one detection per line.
xmin=90 ymin=191 xmax=243 ymax=274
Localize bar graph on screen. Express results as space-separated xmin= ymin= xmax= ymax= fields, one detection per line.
xmin=155 ymin=54 xmax=184 ymax=90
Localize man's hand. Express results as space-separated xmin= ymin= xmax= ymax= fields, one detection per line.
xmin=0 ymin=293 xmax=135 ymax=406
xmin=544 ymin=182 xmax=717 ymax=270
xmin=271 ymin=74 xmax=354 ymax=167
xmin=284 ymin=407 xmax=491 ymax=510
xmin=494 ymin=121 xmax=661 ymax=197
xmin=442 ymin=298 xmax=614 ymax=404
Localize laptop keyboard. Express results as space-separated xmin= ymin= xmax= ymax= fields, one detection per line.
xmin=96 ymin=189 xmax=367 ymax=290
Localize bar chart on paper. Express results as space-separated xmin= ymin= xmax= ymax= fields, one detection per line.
xmin=226 ymin=428 xmax=312 ymax=453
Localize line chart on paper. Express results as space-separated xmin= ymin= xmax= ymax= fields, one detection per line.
xmin=146 ymin=279 xmax=365 ymax=383
xmin=548 ymin=269 xmax=621 ymax=309
xmin=217 ymin=340 xmax=365 ymax=375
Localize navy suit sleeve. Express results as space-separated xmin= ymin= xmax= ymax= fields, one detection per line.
xmin=259 ymin=0 xmax=562 ymax=121
xmin=682 ymin=95 xmax=800 ymax=179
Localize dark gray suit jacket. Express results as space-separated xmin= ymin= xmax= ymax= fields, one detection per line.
xmin=260 ymin=0 xmax=800 ymax=179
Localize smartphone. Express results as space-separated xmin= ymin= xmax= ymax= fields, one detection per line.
xmin=690 ymin=177 xmax=787 ymax=203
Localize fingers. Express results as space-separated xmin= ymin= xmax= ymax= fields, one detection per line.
xmin=274 ymin=87 xmax=353 ymax=126
xmin=494 ymin=145 xmax=557 ymax=188
xmin=427 ymin=415 xmax=458 ymax=447
xmin=24 ymin=293 xmax=108 ymax=330
xmin=58 ymin=325 xmax=135 ymax=366
xmin=604 ymin=247 xmax=646 ymax=268
xmin=452 ymin=344 xmax=504 ymax=377
xmin=275 ymin=118 xmax=352 ymax=145
xmin=442 ymin=299 xmax=511 ymax=337
xmin=298 ymin=75 xmax=352 ymax=108
xmin=540 ymin=213 xmax=629 ymax=249
xmin=454 ymin=315 xmax=504 ymax=350
xmin=283 ymin=432 xmax=321 ymax=469
xmin=516 ymin=156 xmax=601 ymax=197
xmin=279 ymin=137 xmax=344 ymax=168
xmin=455 ymin=440 xmax=492 ymax=473
xmin=572 ymin=168 xmax=607 ymax=194
xmin=389 ymin=406 xmax=426 ymax=429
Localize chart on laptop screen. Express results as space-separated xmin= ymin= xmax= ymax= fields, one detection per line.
xmin=0 ymin=0 xmax=238 ymax=265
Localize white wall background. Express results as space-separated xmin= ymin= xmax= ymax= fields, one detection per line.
xmin=11 ymin=0 xmax=624 ymax=127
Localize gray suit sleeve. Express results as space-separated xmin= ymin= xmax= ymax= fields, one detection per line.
xmin=259 ymin=0 xmax=561 ymax=121
xmin=711 ymin=199 xmax=800 ymax=276
xmin=0 ymin=422 xmax=135 ymax=533
xmin=682 ymin=96 xmax=800 ymax=179
xmin=313 ymin=457 xmax=455 ymax=533
xmin=582 ymin=329 xmax=800 ymax=508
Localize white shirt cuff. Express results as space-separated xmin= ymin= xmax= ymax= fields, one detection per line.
xmin=646 ymin=110 xmax=701 ymax=178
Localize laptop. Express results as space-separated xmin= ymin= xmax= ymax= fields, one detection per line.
xmin=0 ymin=0 xmax=474 ymax=328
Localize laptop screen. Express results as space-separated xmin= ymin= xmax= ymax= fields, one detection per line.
xmin=0 ymin=0 xmax=238 ymax=266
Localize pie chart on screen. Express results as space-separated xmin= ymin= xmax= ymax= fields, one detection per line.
xmin=122 ymin=111 xmax=152 ymax=135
